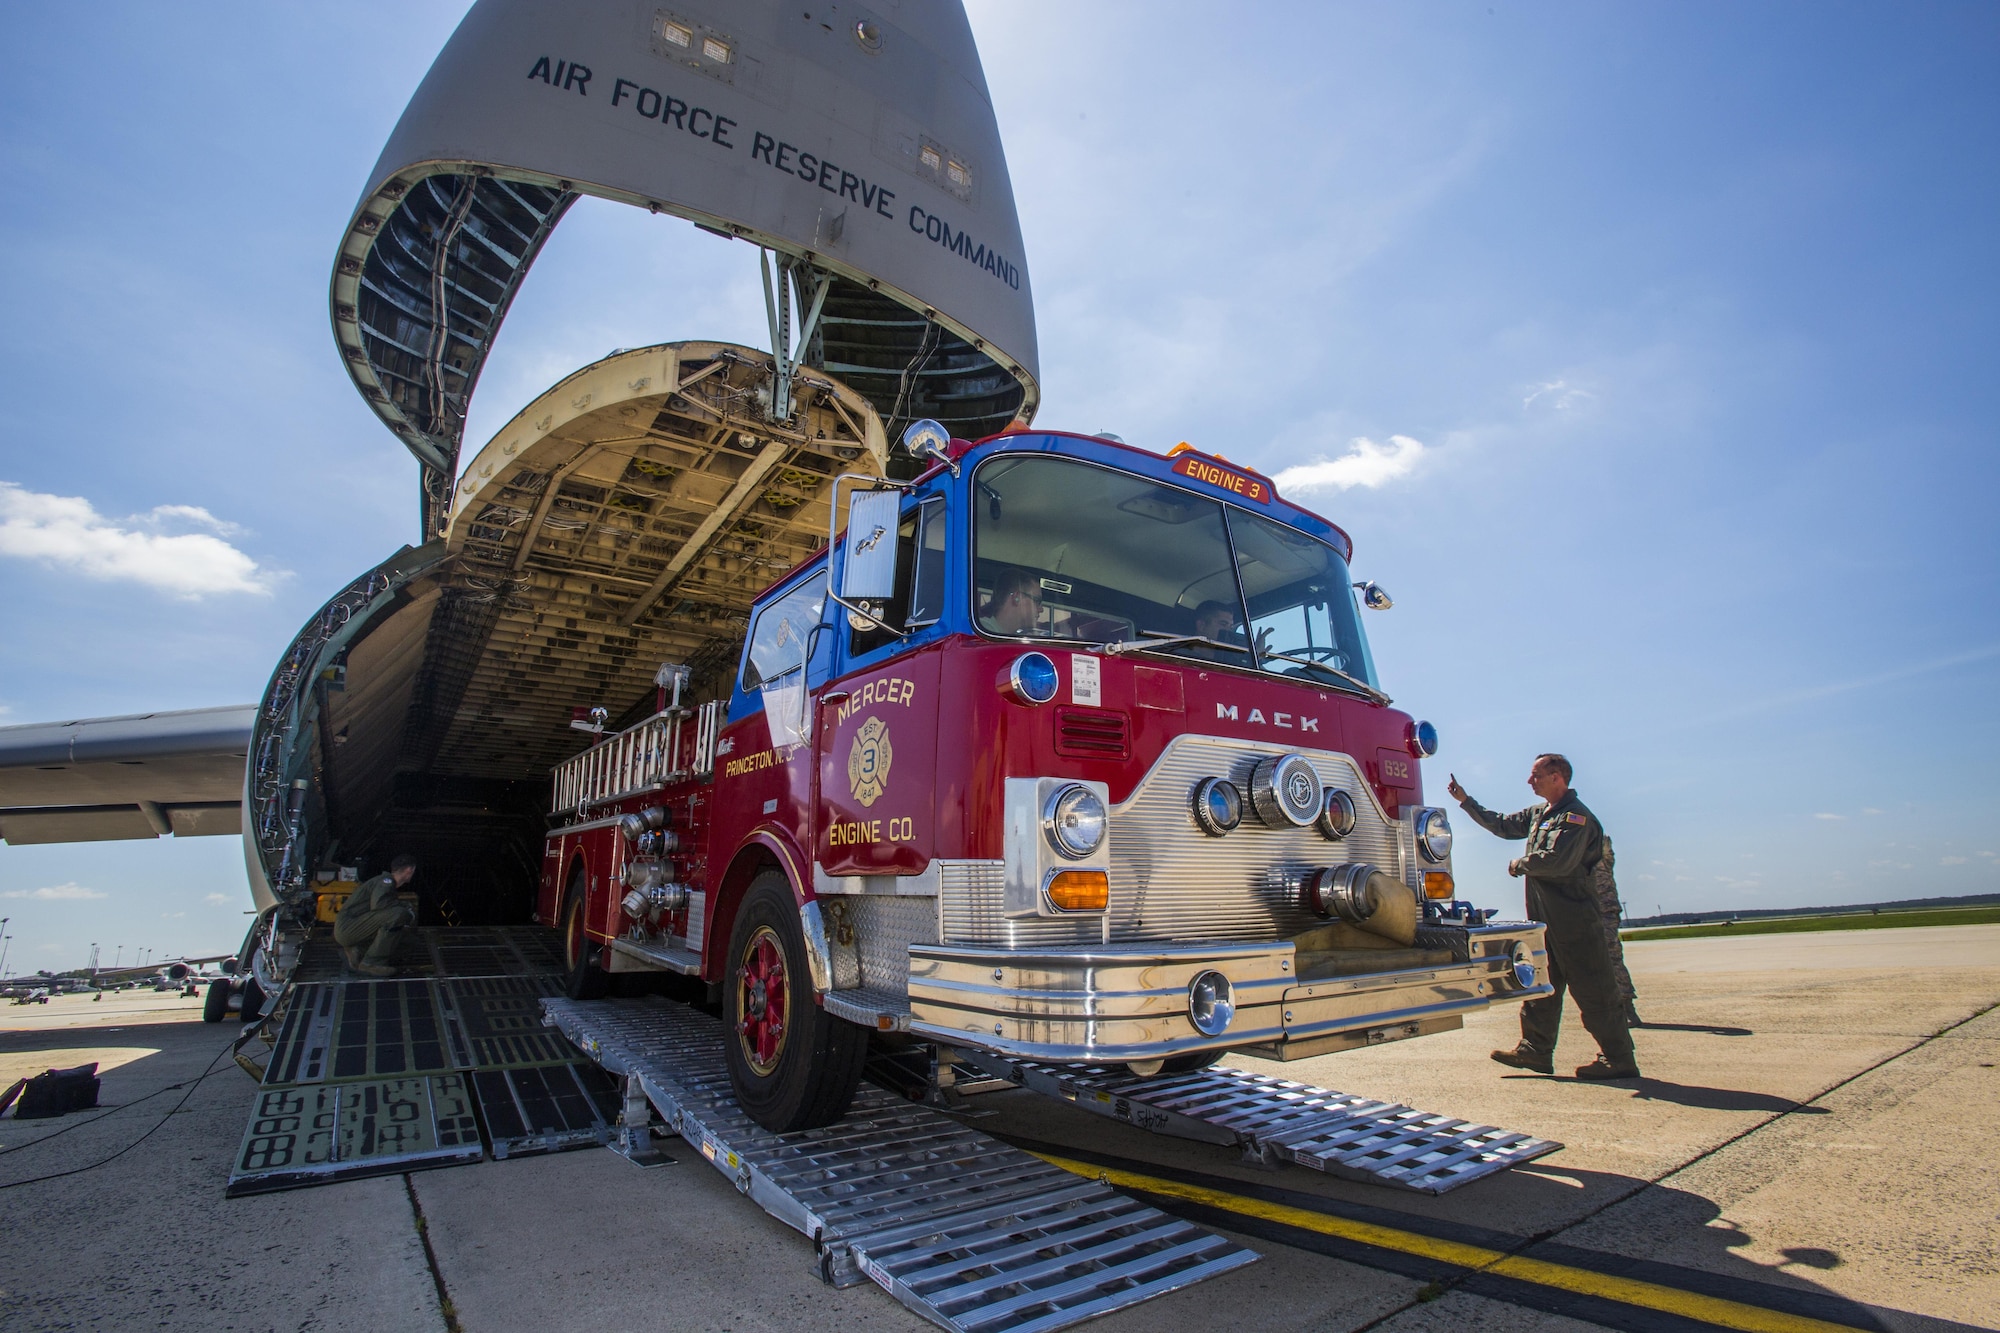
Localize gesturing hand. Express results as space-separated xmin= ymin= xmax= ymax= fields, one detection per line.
xmin=1445 ymin=773 xmax=1467 ymax=803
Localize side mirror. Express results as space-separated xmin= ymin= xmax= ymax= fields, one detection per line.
xmin=1354 ymin=581 xmax=1393 ymax=611
xmin=900 ymin=418 xmax=956 ymax=475
xmin=840 ymin=487 xmax=902 ymax=603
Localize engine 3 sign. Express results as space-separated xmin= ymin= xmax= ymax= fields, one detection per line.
xmin=1169 ymin=451 xmax=1272 ymax=504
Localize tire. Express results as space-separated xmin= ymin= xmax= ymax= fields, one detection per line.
xmin=723 ymin=872 xmax=867 ymax=1132
xmin=201 ymin=979 xmax=230 ymax=1023
xmin=562 ymin=869 xmax=609 ymax=1001
xmin=1162 ymin=1049 xmax=1226 ymax=1076
xmin=239 ymin=976 xmax=266 ymax=1023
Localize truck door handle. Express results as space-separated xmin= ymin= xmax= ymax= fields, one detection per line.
xmin=818 ymin=691 xmax=850 ymax=705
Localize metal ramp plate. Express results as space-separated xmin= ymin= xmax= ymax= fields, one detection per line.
xmin=263 ymin=980 xmax=452 ymax=1085
xmin=472 ymin=1063 xmax=621 ymax=1159
xmin=233 ymin=936 xmax=611 ymax=1193
xmin=959 ymin=1055 xmax=1561 ymax=1196
xmin=544 ymin=997 xmax=1256 ymax=1333
xmin=227 ymin=1073 xmax=484 ymax=1196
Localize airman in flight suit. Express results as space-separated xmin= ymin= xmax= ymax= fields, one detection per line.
xmin=334 ymin=854 xmax=416 ymax=978
xmin=1449 ymin=755 xmax=1639 ymax=1080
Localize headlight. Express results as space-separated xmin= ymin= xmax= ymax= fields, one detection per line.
xmin=1415 ymin=807 xmax=1453 ymax=862
xmin=1003 ymin=651 xmax=1059 ymax=705
xmin=1188 ymin=971 xmax=1235 ymax=1037
xmin=1316 ymin=788 xmax=1356 ymax=841
xmin=1190 ymin=777 xmax=1243 ymax=836
xmin=1043 ymin=783 xmax=1106 ymax=859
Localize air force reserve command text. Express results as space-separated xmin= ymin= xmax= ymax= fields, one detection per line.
xmin=527 ymin=55 xmax=1022 ymax=292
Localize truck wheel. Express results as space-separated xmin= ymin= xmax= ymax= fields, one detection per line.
xmin=562 ymin=875 xmax=609 ymax=1001
xmin=240 ymin=976 xmax=266 ymax=1023
xmin=202 ymin=979 xmax=231 ymax=1023
xmin=1162 ymin=1050 xmax=1225 ymax=1075
xmin=724 ymin=872 xmax=866 ymax=1132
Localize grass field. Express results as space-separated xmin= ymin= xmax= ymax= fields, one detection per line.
xmin=1622 ymin=904 xmax=2000 ymax=942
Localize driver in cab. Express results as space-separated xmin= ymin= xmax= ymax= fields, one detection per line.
xmin=981 ymin=567 xmax=1045 ymax=636
xmin=1186 ymin=600 xmax=1269 ymax=663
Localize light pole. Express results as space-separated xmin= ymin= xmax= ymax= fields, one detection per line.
xmin=115 ymin=944 xmax=124 ymax=969
xmin=0 ymin=916 xmax=9 ymax=977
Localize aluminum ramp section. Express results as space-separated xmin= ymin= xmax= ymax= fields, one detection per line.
xmin=543 ymin=997 xmax=1256 ymax=1333
xmin=959 ymin=1055 xmax=1561 ymax=1196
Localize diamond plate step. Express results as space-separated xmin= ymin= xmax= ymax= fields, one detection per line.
xmin=543 ymin=997 xmax=1257 ymax=1332
xmin=959 ymin=1054 xmax=1561 ymax=1195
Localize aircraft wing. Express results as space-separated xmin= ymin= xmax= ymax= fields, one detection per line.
xmin=0 ymin=705 xmax=254 ymax=845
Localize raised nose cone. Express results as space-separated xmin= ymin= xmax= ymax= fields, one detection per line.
xmin=331 ymin=0 xmax=1039 ymax=536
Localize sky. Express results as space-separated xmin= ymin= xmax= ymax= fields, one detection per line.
xmin=1 ymin=2 xmax=1996 ymax=970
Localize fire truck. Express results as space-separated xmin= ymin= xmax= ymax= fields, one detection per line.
xmin=537 ymin=411 xmax=1552 ymax=1133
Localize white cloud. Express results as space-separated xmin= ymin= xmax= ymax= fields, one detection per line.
xmin=3 ymin=882 xmax=107 ymax=900
xmin=1861 ymin=807 xmax=1885 ymax=816
xmin=161 ymin=911 xmax=185 ymax=919
xmin=203 ymin=893 xmax=230 ymax=906
xmin=1813 ymin=812 xmax=1844 ymax=821
xmin=1273 ymin=435 xmax=1426 ymax=493
xmin=0 ymin=482 xmax=276 ymax=598
xmin=1941 ymin=856 xmax=1967 ymax=865
xmin=1522 ymin=379 xmax=1595 ymax=411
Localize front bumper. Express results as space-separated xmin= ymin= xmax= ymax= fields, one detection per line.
xmin=907 ymin=922 xmax=1552 ymax=1063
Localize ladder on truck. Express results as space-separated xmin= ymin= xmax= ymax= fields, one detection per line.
xmin=543 ymin=997 xmax=1258 ymax=1333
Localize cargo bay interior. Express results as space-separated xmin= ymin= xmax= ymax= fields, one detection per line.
xmin=260 ymin=342 xmax=888 ymax=925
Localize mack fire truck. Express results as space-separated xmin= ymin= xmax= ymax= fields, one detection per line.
xmin=526 ymin=364 xmax=1552 ymax=1133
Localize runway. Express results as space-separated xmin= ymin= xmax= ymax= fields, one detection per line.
xmin=2 ymin=925 xmax=1994 ymax=1332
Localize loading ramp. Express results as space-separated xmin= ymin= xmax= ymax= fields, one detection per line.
xmin=227 ymin=927 xmax=621 ymax=1196
xmin=956 ymin=1052 xmax=1562 ymax=1195
xmin=543 ymin=997 xmax=1258 ymax=1333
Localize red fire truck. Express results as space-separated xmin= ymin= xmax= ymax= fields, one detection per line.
xmin=539 ymin=421 xmax=1551 ymax=1132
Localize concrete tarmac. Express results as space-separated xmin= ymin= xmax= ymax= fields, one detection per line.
xmin=1 ymin=925 xmax=1993 ymax=1332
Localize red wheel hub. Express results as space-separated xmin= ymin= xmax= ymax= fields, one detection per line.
xmin=736 ymin=925 xmax=788 ymax=1075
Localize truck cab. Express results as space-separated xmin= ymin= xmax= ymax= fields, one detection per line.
xmin=541 ymin=422 xmax=1552 ymax=1132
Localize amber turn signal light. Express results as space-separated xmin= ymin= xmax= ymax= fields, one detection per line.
xmin=1047 ymin=870 xmax=1109 ymax=912
xmin=1423 ymin=871 xmax=1455 ymax=900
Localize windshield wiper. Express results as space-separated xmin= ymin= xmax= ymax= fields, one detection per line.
xmin=1100 ymin=631 xmax=1249 ymax=657
xmin=1255 ymin=650 xmax=1393 ymax=706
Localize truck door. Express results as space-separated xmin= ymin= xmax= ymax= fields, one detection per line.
xmin=815 ymin=497 xmax=945 ymax=879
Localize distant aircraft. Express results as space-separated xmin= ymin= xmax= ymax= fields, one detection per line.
xmin=0 ymin=0 xmax=1039 ymax=1007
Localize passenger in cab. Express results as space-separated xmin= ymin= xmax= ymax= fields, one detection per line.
xmin=981 ymin=567 xmax=1045 ymax=636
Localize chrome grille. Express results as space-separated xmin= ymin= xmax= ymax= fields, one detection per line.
xmin=934 ymin=739 xmax=1416 ymax=949
xmin=937 ymin=860 xmax=1096 ymax=947
xmin=1103 ymin=736 xmax=1409 ymax=943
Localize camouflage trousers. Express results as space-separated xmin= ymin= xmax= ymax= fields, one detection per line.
xmin=1592 ymin=841 xmax=1638 ymax=1005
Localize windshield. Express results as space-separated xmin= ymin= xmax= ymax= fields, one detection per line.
xmin=972 ymin=456 xmax=1378 ymax=690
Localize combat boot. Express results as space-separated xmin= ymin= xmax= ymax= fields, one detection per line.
xmin=1489 ymin=1047 xmax=1554 ymax=1075
xmin=342 ymin=944 xmax=366 ymax=970
xmin=1575 ymin=1055 xmax=1641 ymax=1080
xmin=354 ymin=960 xmax=397 ymax=978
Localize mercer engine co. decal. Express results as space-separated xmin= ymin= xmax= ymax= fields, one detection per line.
xmin=847 ymin=717 xmax=893 ymax=808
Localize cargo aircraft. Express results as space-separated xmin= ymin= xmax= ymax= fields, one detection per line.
xmin=0 ymin=0 xmax=1043 ymax=1004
